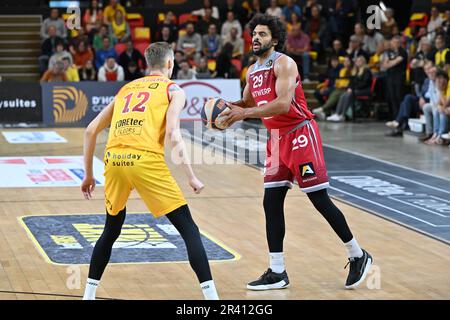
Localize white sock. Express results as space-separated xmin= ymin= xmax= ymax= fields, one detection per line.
xmin=83 ymin=278 xmax=99 ymax=300
xmin=200 ymin=280 xmax=219 ymax=300
xmin=344 ymin=238 xmax=363 ymax=258
xmin=269 ymin=252 xmax=285 ymax=273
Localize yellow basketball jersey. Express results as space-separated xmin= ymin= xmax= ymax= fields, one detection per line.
xmin=106 ymin=75 xmax=175 ymax=154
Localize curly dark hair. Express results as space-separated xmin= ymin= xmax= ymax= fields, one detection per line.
xmin=248 ymin=13 xmax=286 ymax=51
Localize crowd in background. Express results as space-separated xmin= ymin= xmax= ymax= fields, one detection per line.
xmin=36 ymin=0 xmax=450 ymax=145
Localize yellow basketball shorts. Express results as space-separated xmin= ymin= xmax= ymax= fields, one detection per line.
xmin=103 ymin=147 xmax=187 ymax=217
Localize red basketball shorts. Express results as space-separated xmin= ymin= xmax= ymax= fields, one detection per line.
xmin=264 ymin=120 xmax=329 ymax=193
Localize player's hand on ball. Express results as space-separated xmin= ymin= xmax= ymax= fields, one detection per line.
xmin=189 ymin=176 xmax=204 ymax=194
xmin=220 ymin=103 xmax=246 ymax=127
xmin=81 ymin=176 xmax=96 ymax=199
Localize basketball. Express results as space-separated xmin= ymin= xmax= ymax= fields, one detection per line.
xmin=201 ymin=98 xmax=231 ymax=130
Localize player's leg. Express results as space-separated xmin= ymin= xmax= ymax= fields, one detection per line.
xmin=298 ymin=121 xmax=373 ymax=289
xmin=83 ymin=207 xmax=126 ymax=300
xmin=247 ymin=140 xmax=293 ymax=291
xmin=166 ymin=204 xmax=219 ymax=300
xmin=83 ymin=149 xmax=132 ymax=300
xmin=132 ymin=151 xmax=218 ymax=299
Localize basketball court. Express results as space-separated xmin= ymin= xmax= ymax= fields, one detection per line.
xmin=0 ymin=123 xmax=449 ymax=300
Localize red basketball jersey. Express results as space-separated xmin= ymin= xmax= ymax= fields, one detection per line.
xmin=247 ymin=51 xmax=313 ymax=134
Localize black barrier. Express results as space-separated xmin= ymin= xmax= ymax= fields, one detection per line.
xmin=41 ymin=81 xmax=126 ymax=127
xmin=0 ymin=82 xmax=42 ymax=123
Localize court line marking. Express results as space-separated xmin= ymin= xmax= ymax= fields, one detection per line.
xmin=323 ymin=143 xmax=450 ymax=182
xmin=18 ymin=212 xmax=240 ymax=266
xmin=329 ymin=186 xmax=450 ymax=228
xmin=387 ymin=196 xmax=448 ymax=218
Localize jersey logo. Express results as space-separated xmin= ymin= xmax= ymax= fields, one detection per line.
xmin=300 ymin=162 xmax=315 ymax=177
xmin=266 ymin=60 xmax=273 ymax=67
xmin=148 ymin=83 xmax=159 ymax=89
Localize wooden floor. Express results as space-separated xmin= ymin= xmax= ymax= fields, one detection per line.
xmin=0 ymin=128 xmax=449 ymax=300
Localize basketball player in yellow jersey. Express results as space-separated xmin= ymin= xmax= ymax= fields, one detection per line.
xmin=80 ymin=42 xmax=219 ymax=300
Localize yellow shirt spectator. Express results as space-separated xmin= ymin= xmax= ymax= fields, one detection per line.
xmin=103 ymin=2 xmax=126 ymax=24
xmin=335 ymin=68 xmax=351 ymax=89
xmin=65 ymin=64 xmax=80 ymax=82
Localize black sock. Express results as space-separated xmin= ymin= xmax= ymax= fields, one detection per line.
xmin=263 ymin=187 xmax=289 ymax=253
xmin=307 ymin=189 xmax=353 ymax=243
xmin=88 ymin=207 xmax=126 ymax=280
xmin=166 ymin=204 xmax=213 ymax=283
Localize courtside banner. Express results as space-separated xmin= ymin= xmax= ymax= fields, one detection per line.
xmin=175 ymin=79 xmax=241 ymax=121
xmin=0 ymin=82 xmax=42 ymax=123
xmin=41 ymin=81 xmax=125 ymax=127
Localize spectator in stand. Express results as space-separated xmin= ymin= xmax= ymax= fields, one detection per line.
xmin=285 ymin=24 xmax=311 ymax=82
xmin=118 ymin=38 xmax=146 ymax=73
xmin=98 ymin=56 xmax=124 ymax=81
xmin=328 ymin=0 xmax=353 ymax=43
xmin=93 ymin=24 xmax=115 ymax=51
xmin=214 ymin=42 xmax=238 ymax=78
xmin=314 ymin=55 xmax=342 ymax=106
xmin=380 ymin=8 xmax=397 ymax=39
xmin=427 ymin=6 xmax=444 ymax=42
xmin=197 ymin=7 xmax=220 ymax=35
xmin=286 ymin=12 xmax=301 ymax=34
xmin=331 ymin=38 xmax=346 ymax=58
xmin=282 ymin=0 xmax=302 ymax=23
xmin=110 ymin=9 xmax=131 ymax=43
xmin=73 ymin=41 xmax=94 ymax=69
xmin=103 ymin=0 xmax=126 ymax=25
xmin=83 ymin=0 xmax=103 ymax=34
xmin=177 ymin=60 xmax=195 ymax=80
xmin=313 ymin=55 xmax=352 ymax=120
xmin=304 ymin=5 xmax=328 ymax=57
xmin=443 ymin=9 xmax=450 ymax=46
xmin=382 ymin=35 xmax=408 ymax=120
xmin=62 ymin=56 xmax=80 ymax=82
xmin=192 ymin=0 xmax=220 ymax=20
xmin=159 ymin=11 xmax=178 ymax=41
xmin=410 ymin=37 xmax=435 ymax=89
xmin=68 ymin=28 xmax=89 ymax=57
xmin=266 ymin=0 xmax=282 ymax=19
xmin=327 ymin=55 xmax=372 ymax=122
xmin=48 ymin=41 xmax=72 ymax=70
xmin=352 ymin=22 xmax=366 ymax=44
xmin=202 ymin=24 xmax=222 ymax=59
xmin=219 ymin=0 xmax=245 ymax=24
xmin=346 ymin=35 xmax=369 ymax=62
xmin=41 ymin=8 xmax=67 ymax=39
xmin=124 ymin=61 xmax=143 ymax=80
xmin=157 ymin=26 xmax=177 ymax=50
xmin=172 ymin=50 xmax=185 ymax=79
xmin=195 ymin=57 xmax=213 ymax=79
xmin=224 ymin=27 xmax=244 ymax=59
xmin=79 ymin=59 xmax=97 ymax=81
xmin=39 ymin=25 xmax=64 ymax=74
xmin=434 ymin=35 xmax=450 ymax=75
xmin=40 ymin=60 xmax=67 ymax=82
xmin=363 ymin=27 xmax=385 ymax=56
xmin=424 ymin=69 xmax=449 ymax=145
xmin=386 ymin=62 xmax=435 ymax=137
xmin=221 ymin=11 xmax=243 ymax=39
xmin=303 ymin=0 xmax=323 ymax=19
xmin=95 ymin=36 xmax=117 ymax=69
xmin=245 ymin=0 xmax=264 ymax=22
xmin=177 ymin=22 xmax=202 ymax=62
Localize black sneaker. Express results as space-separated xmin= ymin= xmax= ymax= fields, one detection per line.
xmin=247 ymin=268 xmax=290 ymax=291
xmin=345 ymin=249 xmax=373 ymax=289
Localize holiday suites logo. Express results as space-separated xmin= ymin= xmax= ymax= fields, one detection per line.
xmin=52 ymin=86 xmax=88 ymax=123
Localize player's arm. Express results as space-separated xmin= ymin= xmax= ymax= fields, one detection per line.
xmin=166 ymin=84 xmax=204 ymax=194
xmin=81 ymin=100 xmax=114 ymax=199
xmin=221 ymin=55 xmax=297 ymax=126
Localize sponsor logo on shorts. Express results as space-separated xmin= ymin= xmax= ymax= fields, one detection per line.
xmin=300 ymin=162 xmax=317 ymax=182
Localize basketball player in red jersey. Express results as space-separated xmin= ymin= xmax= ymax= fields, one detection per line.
xmin=221 ymin=14 xmax=373 ymax=290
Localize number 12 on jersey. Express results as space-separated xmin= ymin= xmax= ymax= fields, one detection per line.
xmin=122 ymin=92 xmax=151 ymax=113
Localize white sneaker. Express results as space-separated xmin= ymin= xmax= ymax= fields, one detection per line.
xmin=385 ymin=120 xmax=399 ymax=128
xmin=313 ymin=107 xmax=323 ymax=114
xmin=303 ymin=78 xmax=311 ymax=83
xmin=327 ymin=114 xmax=340 ymax=122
